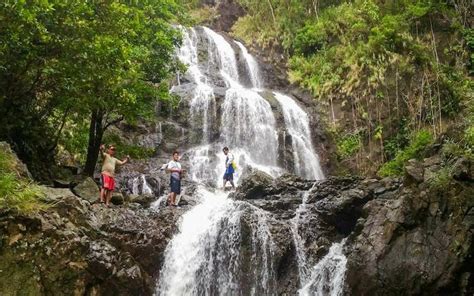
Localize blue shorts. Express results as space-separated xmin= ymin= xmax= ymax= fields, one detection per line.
xmin=223 ymin=172 xmax=233 ymax=181
xmin=170 ymin=177 xmax=181 ymax=194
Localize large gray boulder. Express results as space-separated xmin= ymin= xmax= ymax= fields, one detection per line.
xmin=72 ymin=177 xmax=99 ymax=203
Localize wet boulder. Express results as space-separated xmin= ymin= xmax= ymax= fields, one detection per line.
xmin=234 ymin=169 xmax=274 ymax=199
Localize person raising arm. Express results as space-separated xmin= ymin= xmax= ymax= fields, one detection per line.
xmin=99 ymin=144 xmax=130 ymax=206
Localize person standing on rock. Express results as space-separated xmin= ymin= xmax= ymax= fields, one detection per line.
xmin=166 ymin=151 xmax=186 ymax=207
xmin=99 ymin=144 xmax=130 ymax=206
xmin=223 ymin=147 xmax=236 ymax=190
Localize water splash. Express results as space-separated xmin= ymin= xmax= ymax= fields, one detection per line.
xmin=155 ymin=188 xmax=277 ymax=295
xmin=299 ymin=240 xmax=347 ymax=296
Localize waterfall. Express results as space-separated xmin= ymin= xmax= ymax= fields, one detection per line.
xmin=141 ymin=174 xmax=153 ymax=195
xmin=155 ymin=188 xmax=277 ymax=295
xmin=299 ymin=240 xmax=347 ymax=296
xmin=178 ymin=28 xmax=216 ymax=143
xmin=273 ymin=92 xmax=324 ymax=180
xmin=205 ymin=27 xmax=280 ymax=179
xmin=131 ymin=174 xmax=153 ymax=195
xmin=203 ymin=27 xmax=239 ymax=85
xmin=291 ymin=187 xmax=347 ymax=295
xmin=234 ymin=40 xmax=262 ymax=89
xmin=155 ymin=26 xmax=335 ymax=295
xmin=291 ymin=190 xmax=312 ymax=285
xmin=174 ymin=26 xmax=322 ymax=182
xmin=221 ymin=89 xmax=279 ymax=168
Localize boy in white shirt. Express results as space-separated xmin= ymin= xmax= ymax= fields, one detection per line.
xmin=166 ymin=151 xmax=185 ymax=206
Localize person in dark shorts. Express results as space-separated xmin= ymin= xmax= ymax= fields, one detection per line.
xmin=166 ymin=151 xmax=186 ymax=206
xmin=99 ymin=144 xmax=130 ymax=206
xmin=222 ymin=147 xmax=235 ymax=190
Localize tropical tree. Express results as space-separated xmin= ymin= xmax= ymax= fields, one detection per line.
xmin=0 ymin=0 xmax=184 ymax=178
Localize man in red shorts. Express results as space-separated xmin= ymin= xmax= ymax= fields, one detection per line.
xmin=99 ymin=144 xmax=130 ymax=206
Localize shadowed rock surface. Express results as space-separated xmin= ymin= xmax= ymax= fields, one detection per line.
xmin=0 ymin=187 xmax=192 ymax=295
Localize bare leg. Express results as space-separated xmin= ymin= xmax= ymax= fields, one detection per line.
xmin=230 ymin=180 xmax=235 ymax=189
xmin=105 ymin=190 xmax=113 ymax=206
xmin=223 ymin=179 xmax=226 ymax=189
xmin=100 ymin=188 xmax=106 ymax=203
xmin=171 ymin=192 xmax=177 ymax=206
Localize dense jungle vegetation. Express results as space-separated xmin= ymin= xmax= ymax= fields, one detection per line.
xmin=229 ymin=0 xmax=473 ymax=175
xmin=0 ymin=0 xmax=472 ymax=185
xmin=0 ymin=0 xmax=188 ymax=180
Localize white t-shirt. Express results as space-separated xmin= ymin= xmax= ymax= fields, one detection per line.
xmin=167 ymin=160 xmax=182 ymax=180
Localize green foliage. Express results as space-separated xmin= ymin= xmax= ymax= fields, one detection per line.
xmin=336 ymin=131 xmax=362 ymax=159
xmin=464 ymin=28 xmax=474 ymax=75
xmin=0 ymin=149 xmax=45 ymax=213
xmin=233 ymin=0 xmax=342 ymax=51
xmin=103 ymin=133 xmax=155 ymax=160
xmin=234 ymin=0 xmax=471 ymax=175
xmin=427 ymin=164 xmax=454 ymax=192
xmin=0 ymin=0 xmax=185 ymax=176
xmin=289 ymin=0 xmax=439 ymax=98
xmin=378 ymin=130 xmax=434 ymax=177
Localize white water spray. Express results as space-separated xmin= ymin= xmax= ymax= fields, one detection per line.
xmin=299 ymin=240 xmax=347 ymax=296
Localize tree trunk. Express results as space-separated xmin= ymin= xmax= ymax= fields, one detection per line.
xmin=84 ymin=109 xmax=105 ymax=177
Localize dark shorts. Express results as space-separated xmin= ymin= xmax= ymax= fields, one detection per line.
xmin=170 ymin=177 xmax=181 ymax=194
xmin=223 ymin=172 xmax=233 ymax=181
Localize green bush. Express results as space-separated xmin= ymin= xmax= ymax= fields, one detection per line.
xmin=103 ymin=133 xmax=155 ymax=160
xmin=336 ymin=132 xmax=362 ymax=159
xmin=378 ymin=130 xmax=434 ymax=177
xmin=0 ymin=149 xmax=45 ymax=213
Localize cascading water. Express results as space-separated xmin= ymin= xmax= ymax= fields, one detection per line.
xmin=299 ymin=240 xmax=347 ymax=296
xmin=156 ymin=26 xmax=338 ymax=295
xmin=234 ymin=40 xmax=262 ymax=89
xmin=273 ymin=92 xmax=324 ymax=180
xmin=204 ymin=26 xmax=280 ymax=180
xmin=291 ymin=189 xmax=312 ymax=284
xmin=131 ymin=174 xmax=153 ymax=195
xmin=156 ymin=188 xmax=277 ymax=295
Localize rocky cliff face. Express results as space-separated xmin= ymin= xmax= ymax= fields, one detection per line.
xmin=0 ymin=143 xmax=200 ymax=295
xmin=0 ymin=194 xmax=184 ymax=295
xmin=229 ymin=155 xmax=473 ymax=294
xmin=1 ymin=143 xmax=473 ymax=295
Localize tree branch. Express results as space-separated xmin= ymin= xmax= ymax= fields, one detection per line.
xmin=104 ymin=115 xmax=124 ymax=129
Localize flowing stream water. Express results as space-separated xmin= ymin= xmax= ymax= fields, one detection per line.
xmin=155 ymin=26 xmax=346 ymax=295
